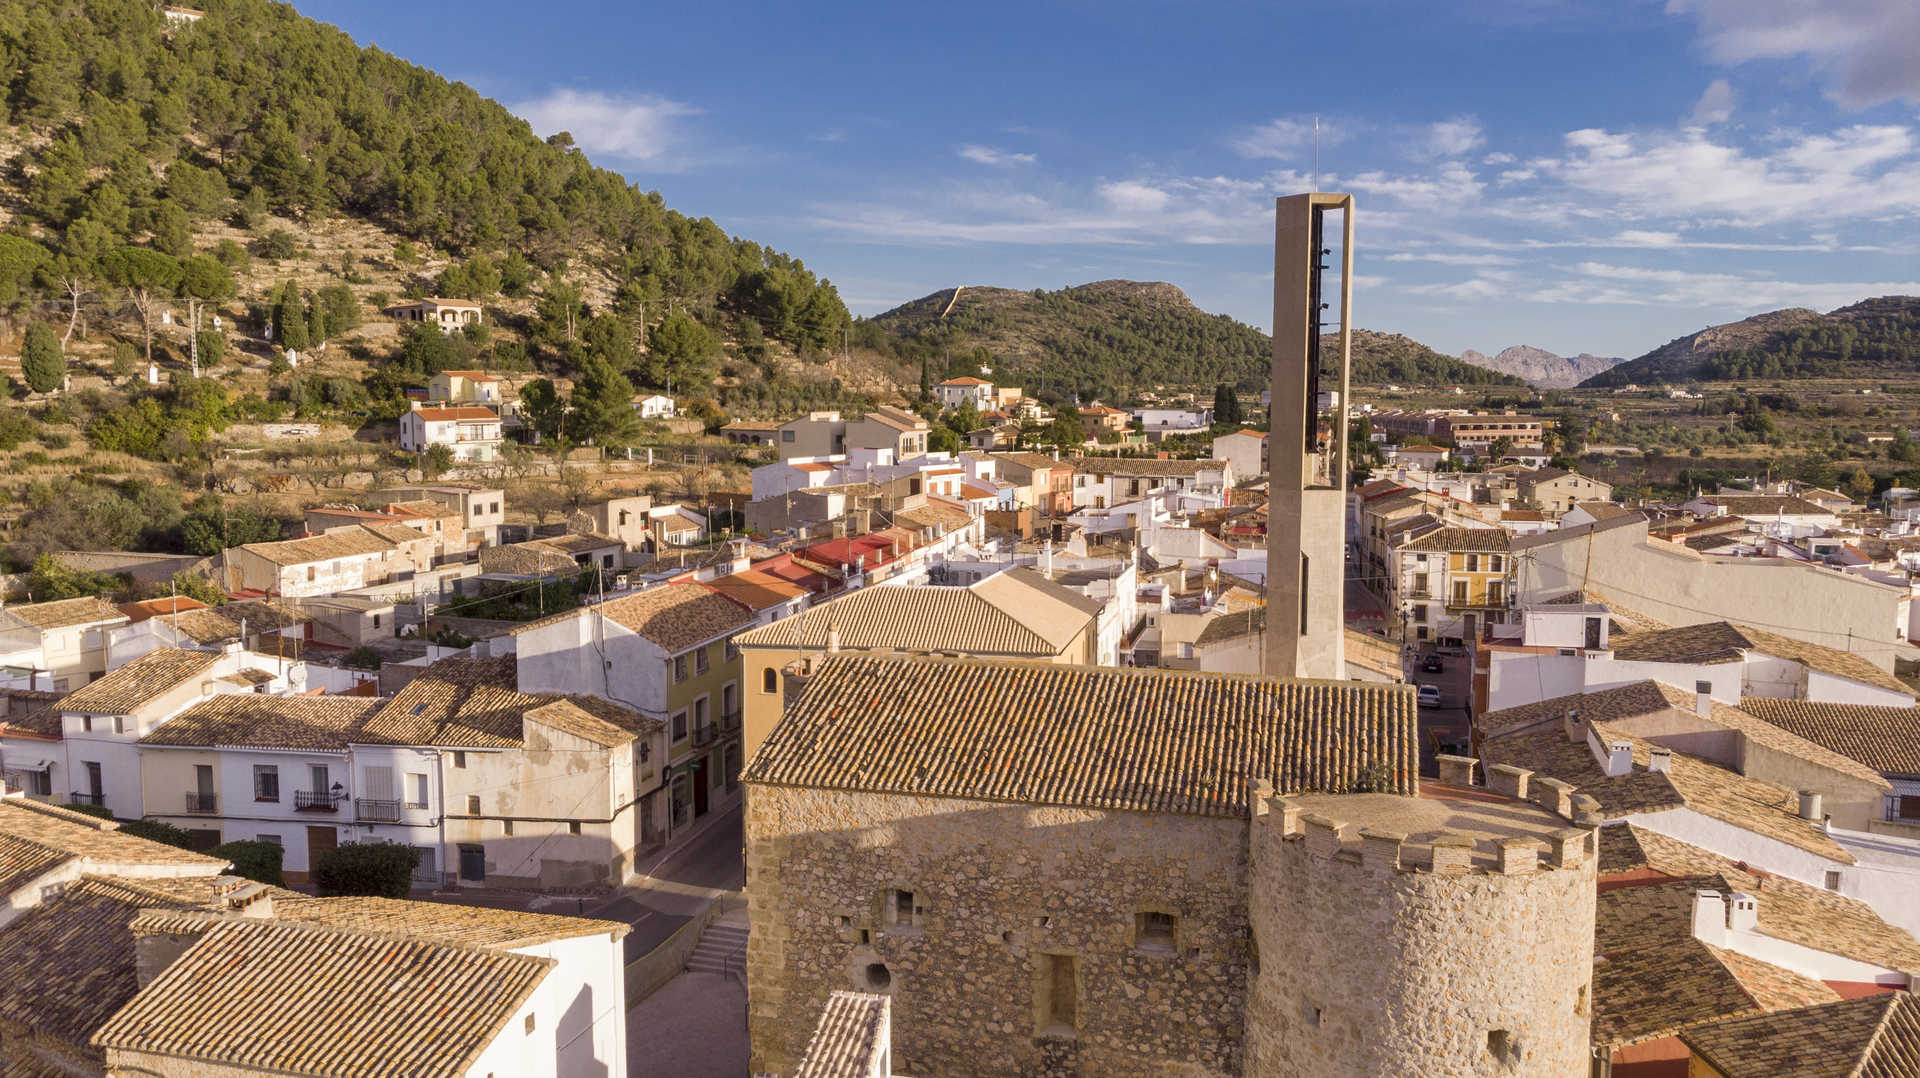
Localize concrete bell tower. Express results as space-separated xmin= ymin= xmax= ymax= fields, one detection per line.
xmin=1265 ymin=193 xmax=1354 ymax=681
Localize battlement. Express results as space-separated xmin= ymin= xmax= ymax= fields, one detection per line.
xmin=1257 ymin=775 xmax=1596 ymax=877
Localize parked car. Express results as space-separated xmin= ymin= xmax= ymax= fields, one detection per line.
xmin=1421 ymin=654 xmax=1445 ymax=673
xmin=1417 ymin=684 xmax=1443 ymax=708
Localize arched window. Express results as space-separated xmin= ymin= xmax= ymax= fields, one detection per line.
xmin=762 ymin=667 xmax=778 ymax=694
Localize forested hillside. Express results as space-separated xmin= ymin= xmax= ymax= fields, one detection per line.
xmin=0 ymin=0 xmax=851 ymax=443
xmin=1580 ymin=297 xmax=1920 ymax=387
xmin=861 ymin=280 xmax=1521 ymax=401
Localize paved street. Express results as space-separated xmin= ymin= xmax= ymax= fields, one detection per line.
xmin=595 ymin=804 xmax=745 ymax=955
xmin=1408 ymin=645 xmax=1474 ymax=778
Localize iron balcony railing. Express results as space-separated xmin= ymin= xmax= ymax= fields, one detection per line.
xmin=294 ymin=789 xmax=344 ymax=811
xmin=70 ymin=791 xmax=104 ymax=806
xmin=692 ymin=724 xmax=717 ymax=748
xmin=720 ymin=708 xmax=742 ymax=732
xmin=184 ymin=792 xmax=218 ymax=815
xmin=355 ymin=798 xmax=402 ymax=823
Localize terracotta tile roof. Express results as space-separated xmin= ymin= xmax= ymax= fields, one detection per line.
xmin=386 ymin=498 xmax=459 ymax=518
xmin=1479 ymin=703 xmax=1857 ymax=862
xmin=414 ymin=405 xmax=501 ymax=422
xmin=701 ymin=570 xmax=810 ymax=612
xmin=1681 ymin=993 xmax=1920 ymax=1078
xmin=0 ymin=877 xmax=195 ymax=1056
xmin=743 ymin=654 xmax=1417 ymax=816
xmin=585 ymin=583 xmax=755 ymax=652
xmin=1197 ymin=607 xmax=1265 ymax=646
xmin=736 ymin=568 xmax=1096 ymax=656
xmin=118 ymin=597 xmax=208 ymax=622
xmin=0 ymin=597 xmax=125 ymax=632
xmin=1592 ymin=882 xmax=1778 ymax=1046
xmin=1738 ymin=699 xmax=1920 ymax=777
xmin=239 ymin=527 xmax=399 ymax=566
xmin=0 ymin=799 xmax=222 ymax=878
xmin=56 ymin=648 xmax=222 ymax=715
xmin=1575 ymin=501 xmax=1634 ymax=521
xmin=938 ymin=376 xmax=991 ymax=386
xmin=480 ymin=538 xmax=583 ymax=576
xmin=0 ymin=832 xmax=70 ymax=899
xmin=267 ymin=893 xmax=630 ymax=948
xmin=91 ymin=916 xmax=554 ymax=1077
xmin=796 ymin=991 xmax=890 ymax=1078
xmin=361 ymin=656 xmax=659 ymax=748
xmin=893 ymin=500 xmax=973 ymax=533
xmin=0 ymin=689 xmax=65 ymax=736
xmin=1606 ymin=825 xmax=1920 ymax=973
xmin=137 ymin=694 xmax=381 ymax=751
xmin=1344 ymin=629 xmax=1402 ymax=680
xmin=521 ymin=699 xmax=640 ymax=748
xmin=1477 ymin=682 xmax=1679 ymax=738
xmin=988 ymin=452 xmax=1065 ymax=473
xmin=437 ymin=369 xmax=498 ymax=380
xmin=1607 ymin=622 xmax=1912 ymax=696
xmin=1395 ymin=525 xmax=1510 ymax=553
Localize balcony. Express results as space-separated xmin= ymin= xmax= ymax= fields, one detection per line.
xmin=70 ymin=791 xmax=104 ymax=807
xmin=720 ymin=708 xmax=741 ymax=733
xmin=294 ymin=789 xmax=344 ymax=812
xmin=692 ymin=724 xmax=717 ymax=747
xmin=1408 ymin=588 xmax=1431 ymax=600
xmin=356 ymin=798 xmax=402 ymax=823
xmin=184 ymin=792 xmax=218 ymax=815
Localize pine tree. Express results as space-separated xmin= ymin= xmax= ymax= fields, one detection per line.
xmin=20 ymin=324 xmax=65 ymax=396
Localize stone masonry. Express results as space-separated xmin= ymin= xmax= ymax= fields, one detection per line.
xmin=746 ymin=785 xmax=1253 ymax=1077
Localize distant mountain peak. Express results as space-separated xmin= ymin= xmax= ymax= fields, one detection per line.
xmin=1458 ymin=345 xmax=1624 ymax=388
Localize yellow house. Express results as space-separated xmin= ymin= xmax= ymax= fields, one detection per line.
xmin=1392 ymin=525 xmax=1513 ymax=644
xmin=735 ymin=568 xmax=1100 ymax=762
xmin=426 ymin=369 xmax=503 ymax=406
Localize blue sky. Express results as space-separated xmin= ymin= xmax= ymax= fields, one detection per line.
xmin=304 ymin=0 xmax=1920 ymax=359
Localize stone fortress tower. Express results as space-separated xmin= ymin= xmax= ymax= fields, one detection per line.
xmin=1244 ymin=759 xmax=1600 ymax=1077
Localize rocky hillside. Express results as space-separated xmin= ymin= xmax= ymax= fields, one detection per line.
xmin=1459 ymin=345 xmax=1623 ymax=388
xmin=862 ymin=280 xmax=1521 ymax=401
xmin=1578 ymin=299 xmax=1920 ymax=387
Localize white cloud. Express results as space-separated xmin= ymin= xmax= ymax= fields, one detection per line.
xmin=1233 ymin=117 xmax=1346 ymax=159
xmin=1483 ymin=152 xmax=1516 ymax=165
xmin=1668 ymin=0 xmax=1920 ymax=107
xmin=511 ymin=88 xmax=698 ymax=168
xmin=958 ymin=144 xmax=1037 ymax=167
xmin=1688 ymin=79 xmax=1735 ymax=125
xmin=1098 ymin=180 xmax=1172 ymax=214
xmin=1537 ymin=124 xmax=1920 ymax=226
xmin=1425 ymin=117 xmax=1485 ymax=157
xmin=1524 ymin=261 xmax=1920 ymax=309
xmin=1383 ymin=252 xmax=1517 ymax=266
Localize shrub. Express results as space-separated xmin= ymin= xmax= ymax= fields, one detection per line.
xmin=120 ymin=817 xmax=198 ymax=848
xmin=64 ymin=802 xmax=116 ymax=821
xmin=313 ymin=841 xmax=419 ymax=897
xmin=41 ymin=431 xmax=69 ymax=450
xmin=210 ymin=839 xmax=285 ymax=886
xmin=258 ymin=229 xmax=299 ymax=260
xmin=342 ymin=645 xmax=381 ymax=670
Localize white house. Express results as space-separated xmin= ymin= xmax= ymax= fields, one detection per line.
xmin=385 ymin=297 xmax=482 ymax=333
xmin=633 ymin=394 xmax=677 ymax=419
xmin=1070 ymin=457 xmax=1233 ymax=511
xmin=1130 ymin=406 xmax=1213 ymax=431
xmin=935 ymin=376 xmax=995 ymax=411
xmin=53 ymin=646 xmax=301 ymax=820
xmin=223 ymin=524 xmax=432 ymax=599
xmin=1210 ymin=429 xmax=1268 ymax=480
xmin=399 ymin=402 xmax=504 ymax=462
xmin=0 ymin=597 xmax=130 ymax=692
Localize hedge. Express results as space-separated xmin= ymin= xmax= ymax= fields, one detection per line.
xmin=210 ymin=840 xmax=285 ymax=887
xmin=313 ymin=841 xmax=419 ymax=898
xmin=119 ymin=818 xmax=198 ymax=848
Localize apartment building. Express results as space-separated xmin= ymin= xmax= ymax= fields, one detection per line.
xmin=1071 ymin=457 xmax=1233 ymax=511
xmin=987 ymin=452 xmax=1076 ymax=516
xmin=1391 ymin=526 xmax=1514 ymax=643
xmin=1441 ymin=413 xmax=1545 ymax=452
xmin=1516 ymin=468 xmax=1612 ymax=516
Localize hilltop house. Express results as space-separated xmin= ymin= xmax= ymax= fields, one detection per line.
xmin=385 ymin=297 xmax=482 ymax=332
xmin=399 ymin=401 xmax=504 ymax=462
xmin=935 ymin=376 xmax=995 ymax=411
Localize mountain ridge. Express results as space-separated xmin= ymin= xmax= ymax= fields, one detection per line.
xmin=1458 ymin=345 xmax=1623 ymax=389
xmin=1579 ymin=296 xmax=1920 ymax=387
xmin=863 ymin=280 xmax=1524 ymax=399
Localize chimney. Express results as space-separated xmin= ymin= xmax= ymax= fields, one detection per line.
xmin=1691 ymin=890 xmax=1727 ymax=945
xmin=1798 ymin=790 xmax=1823 ymax=822
xmin=825 ymin=623 xmax=841 ymax=653
xmin=1561 ymin=708 xmax=1583 ymax=744
xmin=1726 ymin=892 xmax=1758 ymax=933
xmin=1694 ymin=680 xmax=1713 ymax=718
xmin=1604 ymin=740 xmax=1633 ymax=778
xmin=1648 ymin=746 xmax=1672 ymax=773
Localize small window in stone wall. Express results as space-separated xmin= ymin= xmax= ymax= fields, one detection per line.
xmin=1576 ymin=983 xmax=1589 ymax=1017
xmin=886 ymin=888 xmax=918 ymax=929
xmin=1034 ymin=953 xmax=1077 ymax=1039
xmin=1135 ymin=910 xmax=1177 ymax=953
xmin=1486 ymin=1029 xmax=1518 ymax=1066
xmin=862 ymin=962 xmax=892 ymax=992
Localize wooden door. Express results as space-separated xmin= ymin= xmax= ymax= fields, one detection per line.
xmin=306 ymin=825 xmax=337 ymax=865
